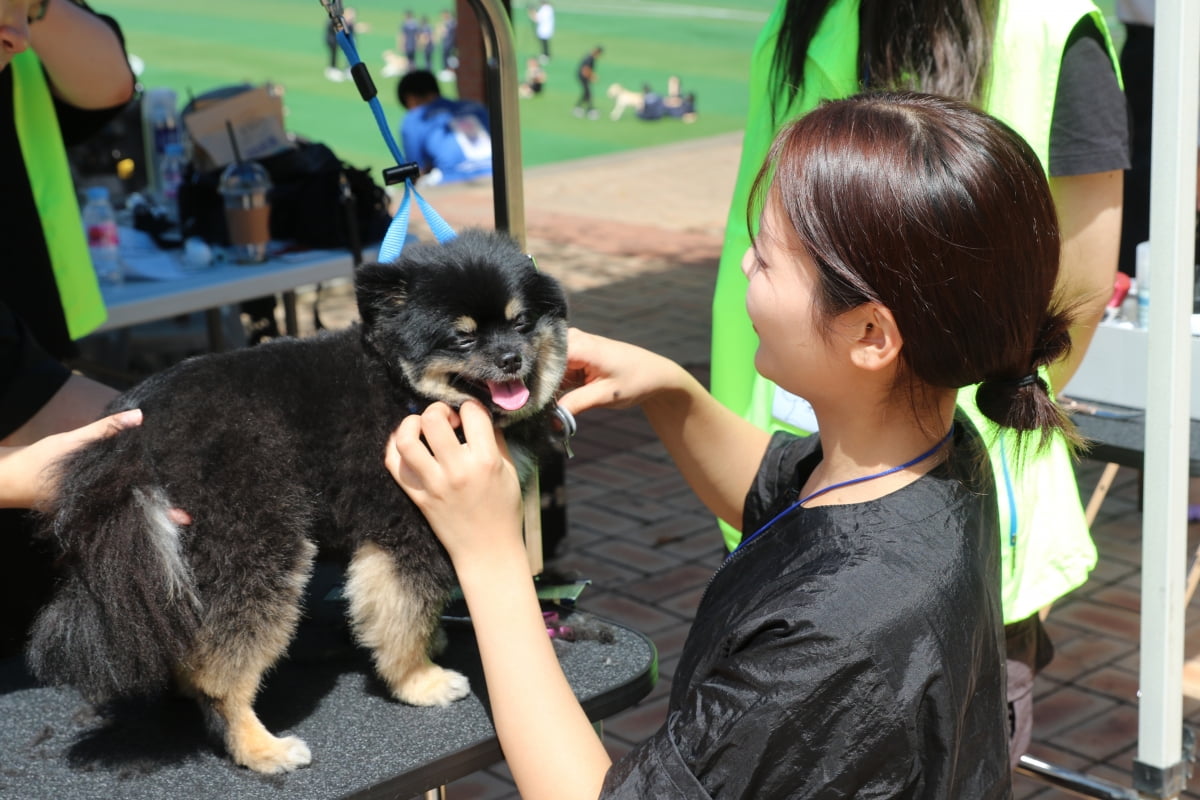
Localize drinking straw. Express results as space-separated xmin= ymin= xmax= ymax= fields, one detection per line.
xmin=224 ymin=120 xmax=244 ymax=165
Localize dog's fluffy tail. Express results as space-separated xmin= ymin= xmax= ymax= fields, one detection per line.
xmin=27 ymin=436 xmax=202 ymax=701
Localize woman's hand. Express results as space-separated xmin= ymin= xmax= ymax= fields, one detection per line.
xmin=386 ymin=402 xmax=612 ymax=800
xmin=557 ymin=327 xmax=688 ymax=416
xmin=385 ymin=400 xmax=524 ymax=564
xmin=0 ymin=408 xmax=142 ymax=511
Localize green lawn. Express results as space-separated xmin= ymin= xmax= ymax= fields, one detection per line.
xmin=98 ymin=0 xmax=1126 ymax=176
xmin=99 ymin=0 xmax=774 ymax=175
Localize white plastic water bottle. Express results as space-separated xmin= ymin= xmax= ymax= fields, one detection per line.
xmin=1135 ymin=240 xmax=1151 ymax=329
xmin=141 ymin=87 xmax=181 ymax=199
xmin=159 ymin=141 xmax=186 ymax=223
xmin=82 ymin=186 xmax=122 ymax=285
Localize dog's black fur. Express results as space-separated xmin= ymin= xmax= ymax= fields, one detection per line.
xmin=27 ymin=229 xmax=568 ymax=774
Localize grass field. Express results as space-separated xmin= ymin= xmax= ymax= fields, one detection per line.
xmin=99 ymin=0 xmax=774 ymax=175
xmin=99 ymin=0 xmax=1124 ymax=177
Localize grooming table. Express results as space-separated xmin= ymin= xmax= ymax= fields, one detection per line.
xmin=0 ymin=570 xmax=656 ymax=800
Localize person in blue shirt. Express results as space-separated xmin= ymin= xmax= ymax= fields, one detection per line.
xmin=397 ymin=69 xmax=492 ymax=186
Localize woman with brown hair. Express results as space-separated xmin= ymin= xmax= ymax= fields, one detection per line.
xmin=710 ymin=0 xmax=1128 ymax=761
xmin=386 ymin=92 xmax=1068 ymax=798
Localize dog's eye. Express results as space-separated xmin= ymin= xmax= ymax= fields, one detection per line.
xmin=512 ymin=313 xmax=534 ymax=333
xmin=453 ymin=333 xmax=476 ymax=351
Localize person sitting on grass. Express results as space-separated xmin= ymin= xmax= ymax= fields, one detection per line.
xmin=519 ymin=57 xmax=546 ymax=98
xmin=396 ymin=69 xmax=491 ymax=186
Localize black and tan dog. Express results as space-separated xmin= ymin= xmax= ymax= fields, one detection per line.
xmin=27 ymin=229 xmax=568 ymax=774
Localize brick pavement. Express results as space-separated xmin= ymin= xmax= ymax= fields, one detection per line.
xmin=300 ymin=134 xmax=1200 ymax=799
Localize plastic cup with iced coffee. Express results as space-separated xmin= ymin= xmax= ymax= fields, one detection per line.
xmin=218 ymin=160 xmax=272 ymax=263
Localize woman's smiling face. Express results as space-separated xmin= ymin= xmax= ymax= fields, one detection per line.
xmin=741 ymin=192 xmax=839 ymax=399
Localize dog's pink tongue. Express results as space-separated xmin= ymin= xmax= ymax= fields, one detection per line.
xmin=488 ymin=379 xmax=530 ymax=411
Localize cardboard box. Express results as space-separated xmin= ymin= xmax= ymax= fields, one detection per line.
xmin=183 ymin=86 xmax=291 ymax=171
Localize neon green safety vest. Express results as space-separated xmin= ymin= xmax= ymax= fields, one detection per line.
xmin=710 ymin=0 xmax=1120 ymax=624
xmin=11 ymin=49 xmax=107 ymax=340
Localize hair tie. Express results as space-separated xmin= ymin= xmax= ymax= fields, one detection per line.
xmin=1015 ymin=373 xmax=1040 ymax=389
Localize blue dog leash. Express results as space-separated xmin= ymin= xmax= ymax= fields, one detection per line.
xmin=318 ymin=3 xmax=577 ymax=458
xmin=319 ymin=0 xmax=456 ymax=261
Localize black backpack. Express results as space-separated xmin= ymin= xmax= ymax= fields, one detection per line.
xmin=179 ymin=140 xmax=392 ymax=253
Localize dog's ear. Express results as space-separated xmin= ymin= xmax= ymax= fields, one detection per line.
xmin=355 ymin=262 xmax=410 ymax=327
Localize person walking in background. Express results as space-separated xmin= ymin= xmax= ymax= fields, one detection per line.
xmin=399 ymin=10 xmax=419 ymax=70
xmin=530 ymin=1 xmax=555 ymax=63
xmin=573 ymin=45 xmax=602 ymax=120
xmin=324 ymin=13 xmax=341 ymax=80
xmin=708 ymin=0 xmax=1128 ymax=766
xmin=417 ymin=15 xmax=435 ymax=71
xmin=324 ymin=6 xmax=360 ymax=81
xmin=397 ymin=69 xmax=492 ymax=186
xmin=386 ymin=92 xmax=1076 ymax=798
xmin=438 ymin=9 xmax=457 ymax=81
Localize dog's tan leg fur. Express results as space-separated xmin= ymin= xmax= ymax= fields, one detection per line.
xmin=210 ymin=683 xmax=312 ymax=774
xmin=345 ymin=541 xmax=469 ymax=706
xmin=180 ymin=539 xmax=316 ymax=774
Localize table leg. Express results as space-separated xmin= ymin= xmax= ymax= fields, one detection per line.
xmin=1084 ymin=462 xmax=1122 ymax=527
xmin=205 ymin=308 xmax=224 ymax=352
xmin=283 ymin=290 xmax=299 ymax=336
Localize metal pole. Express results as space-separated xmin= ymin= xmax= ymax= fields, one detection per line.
xmin=462 ymin=0 xmax=551 ymax=573
xmin=464 ymin=0 xmax=525 ymax=247
xmin=1016 ymin=755 xmax=1141 ymax=800
xmin=1137 ymin=0 xmax=1199 ymax=796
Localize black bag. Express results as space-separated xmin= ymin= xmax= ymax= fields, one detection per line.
xmin=179 ymin=140 xmax=392 ymax=252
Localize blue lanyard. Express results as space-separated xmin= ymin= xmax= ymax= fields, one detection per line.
xmin=731 ymin=424 xmax=956 ymax=558
xmin=321 ymin=1 xmax=456 ymax=261
xmin=998 ymin=436 xmax=1018 ymax=573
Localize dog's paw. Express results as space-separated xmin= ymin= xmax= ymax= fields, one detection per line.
xmin=238 ymin=735 xmax=313 ymax=774
xmin=394 ymin=665 xmax=470 ymax=707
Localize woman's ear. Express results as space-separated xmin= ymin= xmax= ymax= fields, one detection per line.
xmin=846 ymin=304 xmax=902 ymax=372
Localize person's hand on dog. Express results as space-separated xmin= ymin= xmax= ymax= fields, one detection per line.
xmin=0 ymin=408 xmax=142 ymax=511
xmin=557 ymin=327 xmax=692 ymax=416
xmin=386 ymin=400 xmax=524 ymax=564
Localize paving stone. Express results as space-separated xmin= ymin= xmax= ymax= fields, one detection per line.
xmin=1032 ymin=686 xmax=1121 ymax=739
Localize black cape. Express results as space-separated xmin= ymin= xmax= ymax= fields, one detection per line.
xmin=602 ymin=420 xmax=1012 ymax=798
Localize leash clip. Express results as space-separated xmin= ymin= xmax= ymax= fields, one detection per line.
xmin=319 ymin=0 xmax=347 ymax=31
xmin=552 ymin=405 xmax=577 ymax=459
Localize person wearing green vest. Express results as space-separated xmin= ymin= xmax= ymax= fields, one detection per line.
xmin=1 ymin=0 xmax=133 ymax=656
xmin=710 ymin=0 xmax=1128 ymax=764
xmin=2 ymin=0 xmax=132 ymax=360
xmin=1 ymin=0 xmax=132 ymax=441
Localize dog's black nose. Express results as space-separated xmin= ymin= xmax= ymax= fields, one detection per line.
xmin=498 ymin=352 xmax=523 ymax=372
